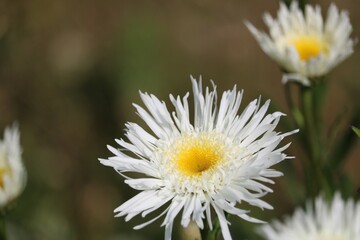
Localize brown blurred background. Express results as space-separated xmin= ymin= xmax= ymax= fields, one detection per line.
xmin=0 ymin=0 xmax=359 ymax=239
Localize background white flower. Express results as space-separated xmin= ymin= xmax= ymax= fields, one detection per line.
xmin=259 ymin=193 xmax=360 ymax=240
xmin=0 ymin=124 xmax=26 ymax=208
xmin=246 ymin=2 xmax=355 ymax=86
xmin=100 ymin=76 xmax=297 ymax=240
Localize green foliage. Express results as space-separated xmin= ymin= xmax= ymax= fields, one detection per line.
xmin=352 ymin=126 xmax=360 ymax=137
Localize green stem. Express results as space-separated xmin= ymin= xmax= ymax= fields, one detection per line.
xmin=300 ymin=84 xmax=332 ymax=198
xmin=302 ymin=87 xmax=321 ymax=160
xmin=200 ymin=218 xmax=221 ymax=240
xmin=0 ymin=214 xmax=6 ymax=240
xmin=284 ymin=79 xmax=334 ymax=199
xmin=302 ymin=87 xmax=321 ymax=190
xmin=284 ymin=83 xmax=304 ymax=129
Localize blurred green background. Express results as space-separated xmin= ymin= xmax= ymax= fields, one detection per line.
xmin=0 ymin=0 xmax=359 ymax=239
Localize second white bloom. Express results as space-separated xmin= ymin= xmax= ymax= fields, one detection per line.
xmin=246 ymin=2 xmax=355 ymax=86
xmin=259 ymin=193 xmax=360 ymax=240
xmin=0 ymin=125 xmax=26 ymax=208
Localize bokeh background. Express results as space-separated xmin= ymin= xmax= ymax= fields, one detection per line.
xmin=1 ymin=0 xmax=359 ymax=239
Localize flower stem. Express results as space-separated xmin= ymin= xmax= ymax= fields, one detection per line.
xmin=200 ymin=218 xmax=221 ymax=240
xmin=285 ymin=79 xmax=334 ymax=199
xmin=302 ymin=87 xmax=322 ymax=192
xmin=299 ymin=82 xmax=332 ymax=198
xmin=0 ymin=213 xmax=7 ymax=240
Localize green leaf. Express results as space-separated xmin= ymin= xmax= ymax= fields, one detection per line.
xmin=352 ymin=126 xmax=360 ymax=137
xmin=328 ymin=111 xmax=360 ymax=170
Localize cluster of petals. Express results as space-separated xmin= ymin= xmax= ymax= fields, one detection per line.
xmin=259 ymin=193 xmax=360 ymax=240
xmin=100 ymin=77 xmax=297 ymax=240
xmin=246 ymin=1 xmax=355 ymax=86
xmin=0 ymin=125 xmax=26 ymax=208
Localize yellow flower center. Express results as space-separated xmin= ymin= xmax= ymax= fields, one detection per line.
xmin=0 ymin=167 xmax=10 ymax=189
xmin=290 ymin=35 xmax=328 ymax=61
xmin=0 ymin=150 xmax=10 ymax=189
xmin=174 ymin=134 xmax=224 ymax=176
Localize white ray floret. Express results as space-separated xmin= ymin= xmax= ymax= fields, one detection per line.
xmin=100 ymin=76 xmax=298 ymax=240
xmin=0 ymin=124 xmax=26 ymax=208
xmin=246 ymin=2 xmax=355 ymax=86
xmin=259 ymin=193 xmax=360 ymax=240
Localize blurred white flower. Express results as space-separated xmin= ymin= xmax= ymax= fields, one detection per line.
xmin=0 ymin=125 xmax=26 ymax=208
xmin=259 ymin=193 xmax=360 ymax=240
xmin=100 ymin=77 xmax=297 ymax=240
xmin=246 ymin=2 xmax=355 ymax=86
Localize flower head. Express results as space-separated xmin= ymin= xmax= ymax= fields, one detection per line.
xmin=0 ymin=124 xmax=26 ymax=208
xmin=100 ymin=77 xmax=297 ymax=240
xmin=259 ymin=193 xmax=360 ymax=240
xmin=246 ymin=2 xmax=355 ymax=86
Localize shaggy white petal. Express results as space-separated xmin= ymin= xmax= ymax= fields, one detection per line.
xmin=246 ymin=2 xmax=355 ymax=85
xmin=100 ymin=77 xmax=297 ymax=240
xmin=259 ymin=193 xmax=360 ymax=240
xmin=0 ymin=124 xmax=26 ymax=208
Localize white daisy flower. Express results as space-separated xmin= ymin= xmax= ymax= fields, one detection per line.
xmin=0 ymin=124 xmax=26 ymax=208
xmin=100 ymin=77 xmax=297 ymax=240
xmin=246 ymin=2 xmax=355 ymax=86
xmin=259 ymin=193 xmax=360 ymax=240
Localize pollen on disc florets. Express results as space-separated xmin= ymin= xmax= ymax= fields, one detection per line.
xmin=282 ymin=34 xmax=329 ymax=61
xmin=0 ymin=149 xmax=11 ymax=189
xmin=175 ymin=134 xmax=223 ymax=176
xmin=156 ymin=131 xmax=238 ymax=195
